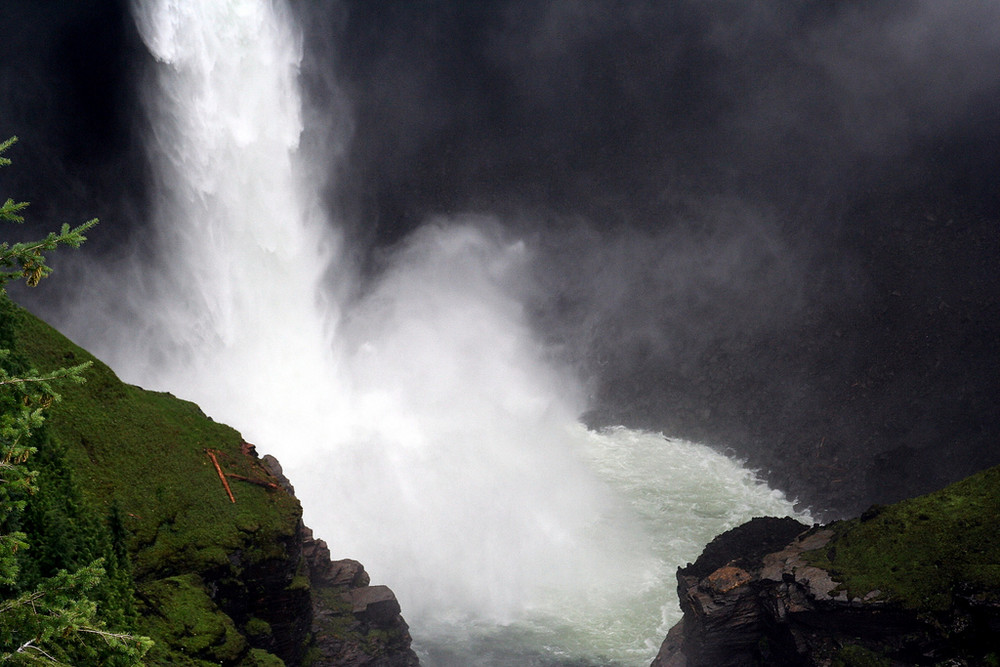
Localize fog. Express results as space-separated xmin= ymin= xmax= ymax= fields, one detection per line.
xmin=2 ymin=0 xmax=999 ymax=519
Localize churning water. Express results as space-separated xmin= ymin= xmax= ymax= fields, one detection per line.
xmin=77 ymin=1 xmax=809 ymax=664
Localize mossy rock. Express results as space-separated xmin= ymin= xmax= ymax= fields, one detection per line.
xmin=804 ymin=463 xmax=1000 ymax=611
xmin=830 ymin=644 xmax=891 ymax=667
xmin=245 ymin=616 xmax=274 ymax=640
xmin=12 ymin=305 xmax=302 ymax=579
xmin=239 ymin=648 xmax=287 ymax=666
xmin=138 ymin=574 xmax=248 ymax=665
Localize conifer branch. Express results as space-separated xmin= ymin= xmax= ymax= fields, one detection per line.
xmin=0 ymin=362 xmax=92 ymax=387
xmin=0 ymin=136 xmax=152 ymax=663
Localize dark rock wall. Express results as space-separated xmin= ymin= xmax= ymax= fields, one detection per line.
xmin=302 ymin=528 xmax=420 ymax=666
xmin=210 ymin=521 xmax=313 ymax=664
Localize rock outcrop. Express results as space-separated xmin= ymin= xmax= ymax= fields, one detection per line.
xmin=654 ymin=465 xmax=1000 ymax=666
xmin=263 ymin=456 xmax=419 ymax=665
xmin=14 ymin=305 xmax=419 ymax=666
xmin=302 ymin=528 xmax=418 ymax=666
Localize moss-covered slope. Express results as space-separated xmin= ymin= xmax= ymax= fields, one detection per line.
xmin=12 ymin=303 xmax=419 ymax=666
xmin=14 ymin=308 xmax=302 ymax=575
xmin=804 ymin=463 xmax=1000 ymax=612
xmin=13 ymin=305 xmax=304 ymax=665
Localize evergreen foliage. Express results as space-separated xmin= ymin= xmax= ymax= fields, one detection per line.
xmin=0 ymin=137 xmax=151 ymax=664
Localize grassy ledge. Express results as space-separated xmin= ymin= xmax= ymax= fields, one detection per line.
xmin=12 ymin=303 xmax=303 ymax=664
xmin=803 ymin=463 xmax=1000 ymax=611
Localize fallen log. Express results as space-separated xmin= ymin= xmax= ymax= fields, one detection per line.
xmin=226 ymin=473 xmax=281 ymax=490
xmin=206 ymin=449 xmax=236 ymax=503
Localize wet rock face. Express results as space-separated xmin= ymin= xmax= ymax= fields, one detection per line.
xmin=211 ymin=527 xmax=313 ymax=664
xmin=653 ymin=517 xmax=810 ymax=667
xmin=681 ymin=517 xmax=810 ymax=581
xmin=190 ymin=472 xmax=420 ymax=666
xmin=349 ymin=586 xmax=403 ymax=626
xmin=237 ymin=452 xmax=419 ymax=664
xmin=302 ymin=528 xmax=420 ymax=666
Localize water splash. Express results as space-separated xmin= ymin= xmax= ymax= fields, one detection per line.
xmin=126 ymin=0 xmax=350 ymax=464
xmin=70 ymin=1 xmax=810 ymax=663
xmin=122 ymin=0 xmax=654 ymax=624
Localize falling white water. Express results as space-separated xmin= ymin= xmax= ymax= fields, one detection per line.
xmin=72 ymin=1 xmax=810 ymax=664
xmin=125 ymin=0 xmax=351 ymax=453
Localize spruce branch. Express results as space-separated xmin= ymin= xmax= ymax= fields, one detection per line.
xmin=0 ymin=136 xmax=151 ymax=665
xmin=0 ymin=137 xmax=98 ymax=289
xmin=0 ymin=362 xmax=92 ymax=388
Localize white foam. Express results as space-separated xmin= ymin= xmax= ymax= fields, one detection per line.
xmin=78 ymin=1 xmax=810 ymax=663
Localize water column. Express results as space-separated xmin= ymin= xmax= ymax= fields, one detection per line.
xmin=128 ymin=0 xmax=347 ymax=464
xmin=121 ymin=1 xmax=808 ymax=664
xmin=127 ymin=2 xmax=647 ymax=634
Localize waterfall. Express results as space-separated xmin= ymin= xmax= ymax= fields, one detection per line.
xmin=75 ymin=1 xmax=809 ymax=663
xmin=125 ymin=0 xmax=348 ymax=438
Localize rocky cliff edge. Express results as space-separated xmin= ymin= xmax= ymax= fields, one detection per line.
xmin=15 ymin=304 xmax=418 ymax=666
xmin=654 ymin=464 xmax=1000 ymax=666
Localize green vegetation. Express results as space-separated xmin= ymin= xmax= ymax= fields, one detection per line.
xmin=11 ymin=297 xmax=302 ymax=665
xmin=804 ymin=463 xmax=1000 ymax=611
xmin=136 ymin=574 xmax=249 ymax=665
xmin=0 ymin=136 xmax=151 ymax=663
xmin=830 ymin=644 xmax=891 ymax=667
xmin=15 ymin=310 xmax=301 ymax=579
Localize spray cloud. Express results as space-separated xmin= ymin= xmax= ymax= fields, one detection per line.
xmin=88 ymin=0 xmax=665 ymax=631
xmin=12 ymin=0 xmax=998 ymax=660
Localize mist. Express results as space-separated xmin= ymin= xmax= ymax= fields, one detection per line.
xmin=301 ymin=0 xmax=1000 ymax=514
xmin=2 ymin=0 xmax=998 ymax=543
xmin=4 ymin=0 xmax=999 ymax=662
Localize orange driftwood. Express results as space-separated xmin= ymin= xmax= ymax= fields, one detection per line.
xmin=226 ymin=473 xmax=281 ymax=490
xmin=207 ymin=450 xmax=236 ymax=503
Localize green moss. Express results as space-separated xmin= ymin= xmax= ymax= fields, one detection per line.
xmin=300 ymin=646 xmax=323 ymax=667
xmin=245 ymin=616 xmax=273 ymax=639
xmin=363 ymin=628 xmax=396 ymax=655
xmin=830 ymin=644 xmax=891 ymax=667
xmin=239 ymin=648 xmax=286 ymax=666
xmin=804 ymin=464 xmax=1000 ymax=611
xmin=138 ymin=574 xmax=247 ymax=665
xmin=316 ymin=585 xmax=354 ymax=614
xmin=11 ymin=306 xmax=302 ymax=579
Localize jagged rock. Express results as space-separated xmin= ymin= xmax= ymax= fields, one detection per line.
xmin=350 ymin=586 xmax=402 ymax=626
xmin=182 ymin=456 xmax=420 ymax=666
xmin=328 ymin=559 xmax=372 ymax=588
xmin=654 ymin=518 xmax=810 ymax=667
xmin=653 ymin=508 xmax=1000 ymax=667
xmin=655 ymin=522 xmax=926 ymax=666
xmin=302 ymin=523 xmax=419 ymax=666
xmin=262 ymin=454 xmax=296 ymax=495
